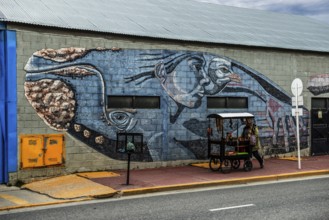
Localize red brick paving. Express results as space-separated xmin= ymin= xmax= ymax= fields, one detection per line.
xmin=91 ymin=155 xmax=329 ymax=191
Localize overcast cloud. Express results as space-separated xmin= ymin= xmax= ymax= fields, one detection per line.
xmin=196 ymin=0 xmax=329 ymax=25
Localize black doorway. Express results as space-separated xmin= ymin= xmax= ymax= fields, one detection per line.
xmin=311 ymin=98 xmax=329 ymax=155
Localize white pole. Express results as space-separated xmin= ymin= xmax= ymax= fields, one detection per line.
xmin=295 ymin=92 xmax=301 ymax=169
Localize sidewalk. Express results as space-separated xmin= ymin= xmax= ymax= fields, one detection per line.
xmin=1 ymin=155 xmax=329 ymax=211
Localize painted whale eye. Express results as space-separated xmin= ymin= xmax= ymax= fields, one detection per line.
xmin=115 ymin=114 xmax=126 ymax=121
xmin=110 ymin=112 xmax=130 ymax=125
xmin=107 ymin=110 xmax=137 ymax=131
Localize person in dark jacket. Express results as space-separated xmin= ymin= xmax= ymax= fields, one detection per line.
xmin=242 ymin=118 xmax=264 ymax=168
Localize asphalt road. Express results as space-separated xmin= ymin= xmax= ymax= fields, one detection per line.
xmin=1 ymin=176 xmax=329 ymax=220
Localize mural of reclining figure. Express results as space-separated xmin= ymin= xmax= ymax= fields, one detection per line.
xmin=126 ymin=52 xmax=309 ymax=152
xmin=125 ymin=52 xmax=241 ymax=123
xmin=24 ymin=47 xmax=309 ymax=161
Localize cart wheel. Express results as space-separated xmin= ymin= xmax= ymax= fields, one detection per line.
xmin=209 ymin=157 xmax=221 ymax=171
xmin=220 ymin=159 xmax=231 ymax=174
xmin=243 ymin=160 xmax=253 ymax=172
xmin=231 ymin=160 xmax=240 ymax=169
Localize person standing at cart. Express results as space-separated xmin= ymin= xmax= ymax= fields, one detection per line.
xmin=242 ymin=118 xmax=264 ymax=168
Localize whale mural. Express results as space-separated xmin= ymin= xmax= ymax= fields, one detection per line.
xmin=24 ymin=48 xmax=309 ymax=161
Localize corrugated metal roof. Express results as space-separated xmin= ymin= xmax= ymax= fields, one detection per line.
xmin=0 ymin=0 xmax=328 ymax=52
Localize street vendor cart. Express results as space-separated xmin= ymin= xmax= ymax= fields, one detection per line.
xmin=207 ymin=112 xmax=254 ymax=173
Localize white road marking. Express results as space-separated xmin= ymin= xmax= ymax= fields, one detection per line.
xmin=209 ymin=204 xmax=255 ymax=212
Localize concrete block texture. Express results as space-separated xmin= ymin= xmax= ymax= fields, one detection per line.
xmin=11 ymin=24 xmax=329 ymax=183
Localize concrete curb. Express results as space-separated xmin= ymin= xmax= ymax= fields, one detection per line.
xmin=121 ymin=170 xmax=329 ymax=196
xmin=1 ymin=170 xmax=328 ymax=211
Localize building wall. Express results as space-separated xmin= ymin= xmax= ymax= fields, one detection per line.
xmin=9 ymin=24 xmax=329 ymax=184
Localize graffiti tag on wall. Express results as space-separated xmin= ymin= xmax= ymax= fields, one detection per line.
xmin=307 ymin=74 xmax=329 ymax=95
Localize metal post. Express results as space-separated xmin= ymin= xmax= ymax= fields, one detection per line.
xmin=291 ymin=78 xmax=303 ymax=170
xmin=126 ymin=152 xmax=131 ymax=185
xmin=295 ymin=93 xmax=301 ymax=169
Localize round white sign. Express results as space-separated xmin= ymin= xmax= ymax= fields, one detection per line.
xmin=291 ymin=78 xmax=303 ymax=97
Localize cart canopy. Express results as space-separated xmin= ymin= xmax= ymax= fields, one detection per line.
xmin=207 ymin=112 xmax=254 ymax=119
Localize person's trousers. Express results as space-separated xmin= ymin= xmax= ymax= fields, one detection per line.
xmin=252 ymin=150 xmax=263 ymax=166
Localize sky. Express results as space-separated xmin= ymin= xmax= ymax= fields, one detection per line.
xmin=196 ymin=0 xmax=329 ymax=25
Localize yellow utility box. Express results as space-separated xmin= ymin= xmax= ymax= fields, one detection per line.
xmin=20 ymin=134 xmax=65 ymax=169
xmin=20 ymin=136 xmax=44 ymax=168
xmin=44 ymin=135 xmax=64 ymax=166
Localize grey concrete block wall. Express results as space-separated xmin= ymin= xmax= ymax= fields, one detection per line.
xmin=9 ymin=24 xmax=329 ymax=183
